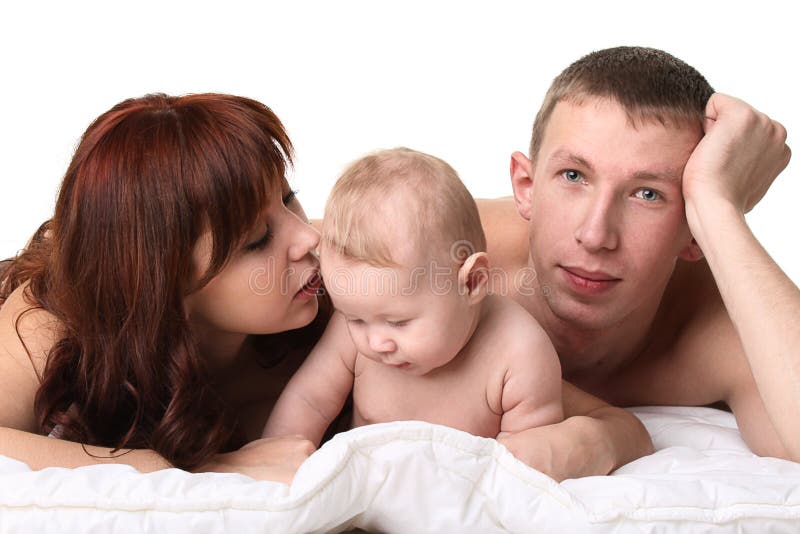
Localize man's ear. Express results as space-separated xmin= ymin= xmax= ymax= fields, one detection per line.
xmin=678 ymin=238 xmax=704 ymax=262
xmin=510 ymin=151 xmax=534 ymax=221
xmin=457 ymin=252 xmax=490 ymax=304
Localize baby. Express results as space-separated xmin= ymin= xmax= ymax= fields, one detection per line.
xmin=263 ymin=148 xmax=563 ymax=449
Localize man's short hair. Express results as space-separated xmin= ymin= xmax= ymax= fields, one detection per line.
xmin=323 ymin=147 xmax=486 ymax=267
xmin=529 ymin=46 xmax=714 ymax=162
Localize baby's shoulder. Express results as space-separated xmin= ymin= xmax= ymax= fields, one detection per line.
xmin=482 ymin=295 xmax=549 ymax=342
xmin=478 ymin=296 xmax=557 ymax=366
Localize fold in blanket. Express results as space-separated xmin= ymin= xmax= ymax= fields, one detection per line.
xmin=1 ymin=407 xmax=799 ymax=533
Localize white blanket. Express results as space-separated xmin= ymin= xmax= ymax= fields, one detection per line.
xmin=1 ymin=406 xmax=799 ymax=533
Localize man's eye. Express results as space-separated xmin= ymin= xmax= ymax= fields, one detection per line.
xmin=562 ymin=170 xmax=583 ymax=183
xmin=635 ymin=188 xmax=661 ymax=202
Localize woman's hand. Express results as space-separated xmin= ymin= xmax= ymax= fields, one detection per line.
xmin=197 ymin=436 xmax=316 ymax=483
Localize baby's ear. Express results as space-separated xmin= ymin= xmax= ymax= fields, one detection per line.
xmin=458 ymin=252 xmax=490 ymax=303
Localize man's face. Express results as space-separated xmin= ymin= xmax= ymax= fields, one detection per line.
xmin=517 ymin=97 xmax=703 ymax=330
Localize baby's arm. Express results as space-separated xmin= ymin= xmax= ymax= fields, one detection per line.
xmin=262 ymin=311 xmax=357 ymax=447
xmin=496 ymin=318 xmax=563 ymax=439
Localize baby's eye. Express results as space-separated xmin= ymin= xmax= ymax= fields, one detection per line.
xmin=386 ymin=319 xmax=409 ymax=327
xmin=634 ymin=188 xmax=661 ymax=202
xmin=346 ymin=318 xmax=365 ymax=326
xmin=561 ymin=169 xmax=583 ymax=183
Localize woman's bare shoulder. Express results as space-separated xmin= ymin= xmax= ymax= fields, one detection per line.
xmin=0 ymin=283 xmax=61 ymax=379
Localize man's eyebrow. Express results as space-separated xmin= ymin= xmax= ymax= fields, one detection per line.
xmin=549 ymin=148 xmax=681 ymax=183
xmin=548 ymin=149 xmax=594 ymax=171
xmin=632 ymin=168 xmax=681 ymax=183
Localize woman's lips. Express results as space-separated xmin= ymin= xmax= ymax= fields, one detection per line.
xmin=560 ymin=266 xmax=621 ymax=296
xmin=295 ymin=271 xmax=322 ymax=300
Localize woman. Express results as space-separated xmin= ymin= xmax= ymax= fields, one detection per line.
xmin=0 ymin=93 xmax=328 ymax=481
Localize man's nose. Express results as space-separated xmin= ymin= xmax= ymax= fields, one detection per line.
xmin=574 ymin=194 xmax=620 ymax=252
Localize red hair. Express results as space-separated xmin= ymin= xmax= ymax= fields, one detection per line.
xmin=0 ymin=94 xmax=329 ymax=469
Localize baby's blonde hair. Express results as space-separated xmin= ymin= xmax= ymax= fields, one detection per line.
xmin=322 ymin=147 xmax=486 ymax=267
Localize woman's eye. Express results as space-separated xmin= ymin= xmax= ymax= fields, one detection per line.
xmin=283 ymin=189 xmax=298 ymax=206
xmin=244 ymin=227 xmax=273 ymax=251
xmin=634 ymin=188 xmax=661 ymax=202
xmin=562 ymin=170 xmax=583 ymax=183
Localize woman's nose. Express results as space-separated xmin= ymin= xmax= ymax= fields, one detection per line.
xmin=287 ymin=214 xmax=320 ymax=262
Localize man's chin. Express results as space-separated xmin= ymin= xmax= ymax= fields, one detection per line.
xmin=544 ymin=292 xmax=620 ymax=331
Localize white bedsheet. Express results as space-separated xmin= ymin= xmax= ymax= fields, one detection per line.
xmin=1 ymin=406 xmax=799 ymax=533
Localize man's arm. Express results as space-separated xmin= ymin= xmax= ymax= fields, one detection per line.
xmin=682 ymin=93 xmax=799 ymax=460
xmin=498 ymin=381 xmax=653 ymax=480
xmin=262 ymin=311 xmax=356 ymax=446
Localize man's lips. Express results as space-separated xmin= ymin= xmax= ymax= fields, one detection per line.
xmin=559 ymin=265 xmax=621 ymax=295
xmin=561 ymin=266 xmax=620 ymax=282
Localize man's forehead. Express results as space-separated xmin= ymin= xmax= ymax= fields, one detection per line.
xmin=538 ymin=98 xmax=701 ymax=174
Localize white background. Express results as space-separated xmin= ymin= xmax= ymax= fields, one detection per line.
xmin=1 ymin=1 xmax=798 ymax=282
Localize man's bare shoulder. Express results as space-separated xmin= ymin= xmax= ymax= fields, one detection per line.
xmin=663 ymin=261 xmax=752 ymax=387
xmin=475 ymin=197 xmax=529 ymax=271
xmin=605 ymin=260 xmax=751 ymax=406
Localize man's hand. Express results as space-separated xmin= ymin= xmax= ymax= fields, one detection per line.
xmin=682 ymin=93 xmax=790 ymax=216
xmin=498 ymin=383 xmax=654 ymax=481
xmin=498 ymin=419 xmax=608 ymax=481
xmin=198 ymin=436 xmax=316 ymax=484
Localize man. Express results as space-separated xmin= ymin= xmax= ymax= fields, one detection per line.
xmin=479 ymin=46 xmax=794 ymax=478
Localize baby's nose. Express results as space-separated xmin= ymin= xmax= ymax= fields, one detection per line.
xmin=368 ymin=334 xmax=397 ymax=354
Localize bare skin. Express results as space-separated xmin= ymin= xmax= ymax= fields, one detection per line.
xmin=480 ymin=93 xmax=796 ymax=461
xmin=264 ymin=234 xmax=564 ymax=444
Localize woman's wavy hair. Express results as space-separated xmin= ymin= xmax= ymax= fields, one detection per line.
xmin=0 ymin=93 xmax=330 ymax=470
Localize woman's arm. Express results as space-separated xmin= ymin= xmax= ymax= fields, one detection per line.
xmin=0 ymin=426 xmax=314 ymax=483
xmin=0 ymin=426 xmax=171 ymax=471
